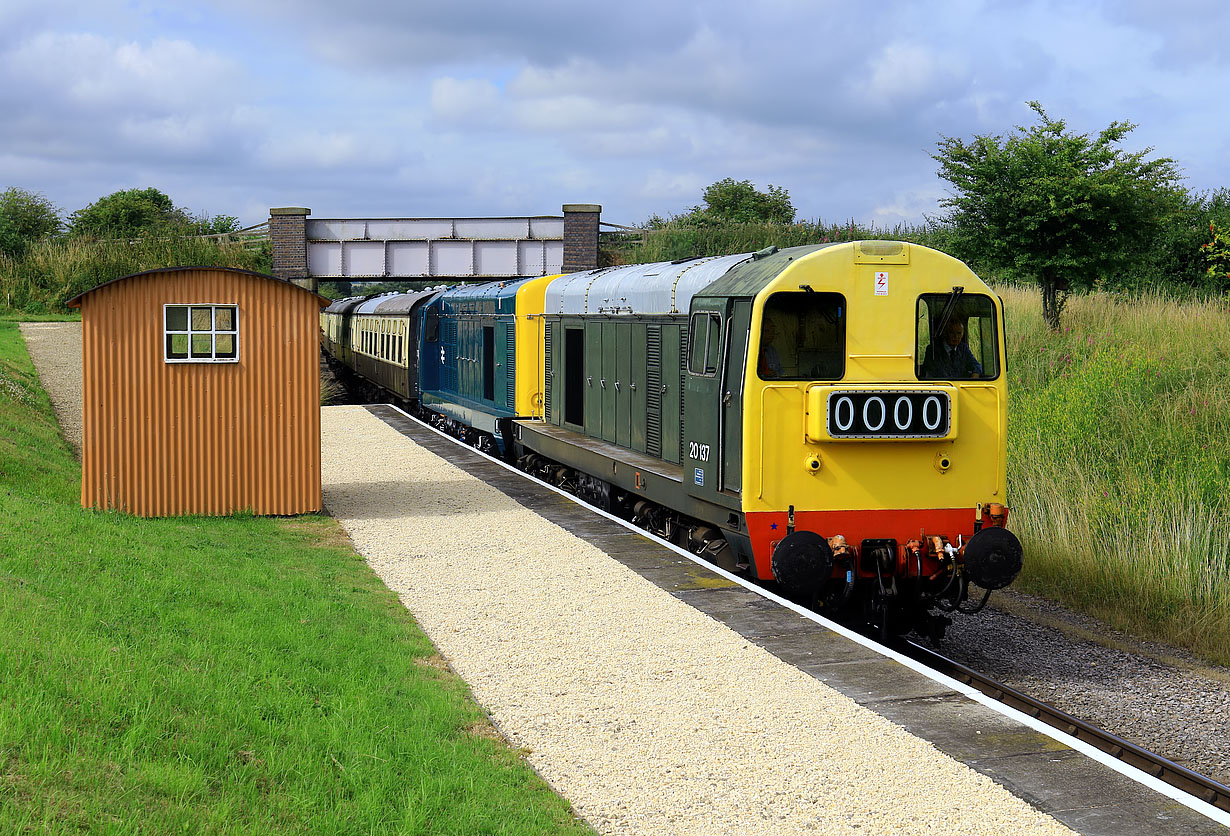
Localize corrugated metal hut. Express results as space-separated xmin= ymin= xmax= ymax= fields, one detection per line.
xmin=67 ymin=266 xmax=328 ymax=517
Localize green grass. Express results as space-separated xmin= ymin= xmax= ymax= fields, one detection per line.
xmin=1001 ymin=287 xmax=1230 ymax=663
xmin=0 ymin=321 xmax=594 ymax=834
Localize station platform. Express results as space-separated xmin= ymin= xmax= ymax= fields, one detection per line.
xmin=322 ymin=404 xmax=1226 ymax=836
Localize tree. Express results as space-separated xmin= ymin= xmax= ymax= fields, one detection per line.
xmin=192 ymin=213 xmax=241 ymax=236
xmin=68 ymin=187 xmax=184 ymax=238
xmin=699 ymin=178 xmax=795 ymax=224
xmin=0 ymin=213 xmax=23 ymax=260
xmin=933 ymin=102 xmax=1182 ymax=329
xmin=654 ymin=178 xmax=796 ymax=227
xmin=68 ymin=188 xmax=244 ymax=239
xmin=0 ymin=187 xmax=62 ymax=257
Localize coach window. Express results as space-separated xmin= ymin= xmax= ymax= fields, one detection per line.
xmin=757 ymin=292 xmax=844 ymax=380
xmin=916 ymin=293 xmax=1000 ymax=380
xmin=164 ymin=304 xmax=238 ymax=363
xmin=688 ymin=312 xmax=722 ymax=376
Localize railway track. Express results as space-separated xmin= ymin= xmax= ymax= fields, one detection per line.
xmin=488 ymin=419 xmax=1230 ymax=820
xmin=899 ymin=639 xmax=1230 ymax=815
xmin=367 ymin=402 xmax=1230 ymax=831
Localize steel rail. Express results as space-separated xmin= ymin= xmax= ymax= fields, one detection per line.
xmin=901 ymin=639 xmax=1230 ymax=814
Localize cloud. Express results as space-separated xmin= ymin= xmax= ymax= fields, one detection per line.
xmin=1107 ymin=0 xmax=1230 ymax=70
xmin=2 ymin=0 xmax=1229 ymax=231
xmin=0 ymin=31 xmax=258 ymax=168
xmin=4 ymin=32 xmax=242 ymax=111
xmin=859 ymin=42 xmax=966 ymax=106
xmin=429 ymin=77 xmax=504 ymax=128
xmin=254 ymin=130 xmax=398 ymax=170
xmin=223 ymin=0 xmax=705 ymax=69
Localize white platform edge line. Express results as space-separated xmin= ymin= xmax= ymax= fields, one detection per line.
xmin=370 ymin=403 xmax=1230 ymax=828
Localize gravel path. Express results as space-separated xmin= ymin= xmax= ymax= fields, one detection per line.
xmin=320 ymin=406 xmax=1073 ymax=836
xmin=18 ymin=321 xmax=83 ymax=456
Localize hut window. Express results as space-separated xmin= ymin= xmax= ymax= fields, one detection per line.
xmin=164 ymin=304 xmax=239 ymax=363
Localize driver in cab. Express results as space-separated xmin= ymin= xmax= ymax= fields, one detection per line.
xmin=923 ymin=319 xmax=983 ymax=379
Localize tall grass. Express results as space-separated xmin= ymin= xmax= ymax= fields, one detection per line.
xmin=0 ymin=236 xmax=271 ymax=314
xmin=605 ymin=219 xmax=957 ymax=265
xmin=1002 ymin=287 xmax=1230 ymax=662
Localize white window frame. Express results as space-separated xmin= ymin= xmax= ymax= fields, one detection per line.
xmin=164 ymin=303 xmax=240 ymax=364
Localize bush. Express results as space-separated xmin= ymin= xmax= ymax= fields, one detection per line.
xmin=1116 ymin=188 xmax=1230 ymax=293
xmin=1201 ymin=219 xmax=1230 ymax=285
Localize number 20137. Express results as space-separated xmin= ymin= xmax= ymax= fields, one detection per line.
xmin=688 ymin=441 xmax=711 ymax=462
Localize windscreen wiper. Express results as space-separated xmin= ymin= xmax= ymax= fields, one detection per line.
xmin=934 ymin=285 xmax=965 ymax=341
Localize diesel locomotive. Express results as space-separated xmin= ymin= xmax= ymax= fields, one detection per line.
xmin=321 ymin=241 xmax=1023 ymax=639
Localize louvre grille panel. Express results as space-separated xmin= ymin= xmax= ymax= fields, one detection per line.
xmin=442 ymin=320 xmax=458 ymax=392
xmin=505 ymin=325 xmax=515 ymax=408
xmin=646 ymin=326 xmax=662 ymax=457
xmin=679 ymin=325 xmax=688 ymax=440
xmin=543 ymin=323 xmax=553 ymax=422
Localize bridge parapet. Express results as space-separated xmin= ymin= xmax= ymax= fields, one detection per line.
xmin=270 ymin=204 xmax=601 ymax=292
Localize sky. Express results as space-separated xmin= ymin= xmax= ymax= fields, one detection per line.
xmin=2 ymin=0 xmax=1228 ymax=230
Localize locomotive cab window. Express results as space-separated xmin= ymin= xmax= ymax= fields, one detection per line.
xmin=164 ymin=304 xmax=238 ymax=363
xmin=916 ymin=293 xmax=999 ymax=380
xmin=758 ymin=292 xmax=844 ymax=380
xmin=688 ymin=312 xmax=722 ymax=376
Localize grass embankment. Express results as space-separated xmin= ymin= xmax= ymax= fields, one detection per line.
xmin=0 ymin=322 xmax=592 ymax=834
xmin=1002 ymin=287 xmax=1230 ymax=663
xmin=0 ymin=236 xmax=270 ymax=314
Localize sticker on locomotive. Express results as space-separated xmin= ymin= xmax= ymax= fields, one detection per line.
xmin=694 ymin=468 xmax=704 ymax=486
xmin=687 ymin=441 xmax=711 ymax=462
xmin=874 ymin=271 xmax=888 ymax=296
xmin=827 ymin=390 xmax=950 ymax=438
